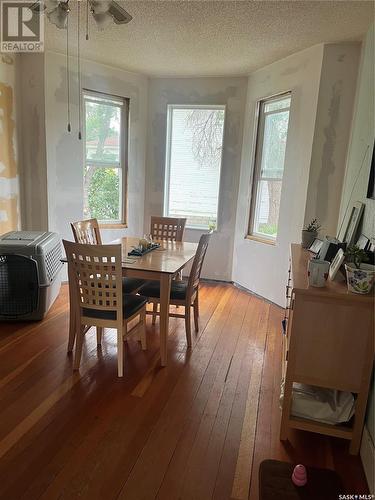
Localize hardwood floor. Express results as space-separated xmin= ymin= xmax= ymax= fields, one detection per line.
xmin=0 ymin=283 xmax=368 ymax=499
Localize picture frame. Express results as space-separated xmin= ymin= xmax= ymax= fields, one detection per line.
xmin=329 ymin=248 xmax=345 ymax=281
xmin=308 ymin=238 xmax=323 ymax=254
xmin=356 ymin=234 xmax=370 ymax=250
xmin=342 ymin=201 xmax=364 ymax=246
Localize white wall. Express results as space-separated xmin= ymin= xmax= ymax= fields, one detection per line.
xmin=232 ymin=45 xmax=324 ymax=305
xmin=44 ymin=51 xmax=148 ymax=249
xmin=18 ymin=54 xmax=49 ymax=231
xmin=336 ymin=25 xmax=374 ymax=488
xmin=304 ymin=43 xmax=361 ymax=236
xmin=232 ymin=42 xmax=362 ymax=306
xmin=0 ymin=54 xmax=20 ymax=234
xmin=145 ymin=77 xmax=248 ymax=281
xmin=338 ymin=26 xmax=374 ymax=242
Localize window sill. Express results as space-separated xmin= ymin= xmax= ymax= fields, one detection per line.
xmin=99 ymin=223 xmax=128 ymax=229
xmin=246 ymin=235 xmax=276 ymax=246
xmin=186 ymin=226 xmax=218 ymax=233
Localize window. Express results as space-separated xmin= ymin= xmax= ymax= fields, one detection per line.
xmin=248 ymin=93 xmax=291 ymax=242
xmin=83 ymin=91 xmax=128 ymax=225
xmin=164 ymin=105 xmax=225 ymax=229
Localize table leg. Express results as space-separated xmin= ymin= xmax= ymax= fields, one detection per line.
xmin=159 ymin=273 xmax=172 ymax=367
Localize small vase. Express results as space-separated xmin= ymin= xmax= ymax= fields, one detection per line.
xmin=292 ymin=464 xmax=307 ymax=486
xmin=301 ymin=230 xmax=317 ymax=249
xmin=345 ymin=263 xmax=375 ymax=294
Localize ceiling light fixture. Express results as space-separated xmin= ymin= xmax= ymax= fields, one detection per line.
xmin=30 ymin=0 xmax=133 ymax=138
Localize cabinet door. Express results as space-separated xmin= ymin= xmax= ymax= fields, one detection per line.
xmin=289 ymin=295 xmax=372 ymax=392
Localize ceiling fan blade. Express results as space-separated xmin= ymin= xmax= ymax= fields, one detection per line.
xmin=29 ymin=0 xmax=63 ymax=13
xmin=47 ymin=2 xmax=69 ymax=29
xmin=108 ymin=1 xmax=132 ymax=24
xmin=89 ymin=0 xmax=111 ymax=15
xmin=29 ymin=1 xmax=46 ymax=12
xmin=92 ymin=11 xmax=113 ymax=31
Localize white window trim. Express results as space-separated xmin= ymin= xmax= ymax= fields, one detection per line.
xmin=247 ymin=91 xmax=291 ymax=243
xmin=83 ymin=89 xmax=129 ymax=226
xmin=163 ymin=104 xmax=226 ymax=231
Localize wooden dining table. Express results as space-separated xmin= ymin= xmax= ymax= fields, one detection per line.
xmin=111 ymin=237 xmax=198 ymax=366
xmin=66 ymin=236 xmax=198 ymax=368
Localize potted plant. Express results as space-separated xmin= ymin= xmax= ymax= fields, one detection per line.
xmin=344 ymin=245 xmax=375 ymax=294
xmin=301 ymin=218 xmax=321 ymax=249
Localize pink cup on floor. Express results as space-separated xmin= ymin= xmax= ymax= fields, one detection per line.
xmin=292 ymin=464 xmax=307 ymax=486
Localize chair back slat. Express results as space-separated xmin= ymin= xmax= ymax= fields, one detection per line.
xmin=188 ymin=232 xmax=212 ymax=293
xmin=150 ymin=216 xmax=186 ymax=242
xmin=63 ymin=240 xmax=123 ymax=318
xmin=71 ymin=218 xmax=102 ymax=245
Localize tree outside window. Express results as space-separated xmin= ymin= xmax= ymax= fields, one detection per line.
xmin=83 ymin=92 xmax=128 ymax=223
xmin=164 ymin=105 xmax=225 ymax=229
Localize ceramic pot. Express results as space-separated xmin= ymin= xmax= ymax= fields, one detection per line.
xmin=345 ymin=263 xmax=375 ymax=294
xmin=301 ymin=230 xmax=317 ymax=249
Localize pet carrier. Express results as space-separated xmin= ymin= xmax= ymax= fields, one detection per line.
xmin=0 ymin=231 xmax=62 ymax=320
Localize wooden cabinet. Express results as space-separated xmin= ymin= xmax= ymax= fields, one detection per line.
xmin=280 ymin=244 xmax=374 ymax=454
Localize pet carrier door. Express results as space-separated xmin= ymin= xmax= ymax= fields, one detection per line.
xmin=0 ymin=255 xmax=39 ymax=318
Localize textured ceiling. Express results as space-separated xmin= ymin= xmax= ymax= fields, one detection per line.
xmin=45 ymin=1 xmax=374 ymax=77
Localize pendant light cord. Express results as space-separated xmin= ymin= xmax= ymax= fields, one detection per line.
xmin=78 ymin=0 xmax=82 ymax=140
xmin=86 ymin=0 xmax=89 ymax=40
xmin=66 ymin=13 xmax=71 ymax=132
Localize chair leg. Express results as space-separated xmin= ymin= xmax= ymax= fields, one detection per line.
xmin=140 ymin=308 xmax=147 ymax=351
xmin=96 ymin=327 xmax=103 ymax=346
xmin=152 ymin=302 xmax=158 ymax=325
xmin=117 ymin=327 xmax=124 ymax=377
xmin=73 ymin=325 xmax=85 ymax=370
xmin=185 ymin=306 xmax=192 ymax=348
xmin=68 ymin=301 xmax=77 ymax=353
xmin=193 ymin=296 xmax=199 ymax=333
xmin=123 ymin=321 xmax=130 ymax=344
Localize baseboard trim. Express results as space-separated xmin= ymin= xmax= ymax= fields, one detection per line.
xmin=360 ymin=425 xmax=374 ymax=493
xmin=62 ymin=277 xmax=281 ymax=310
xmin=199 ymin=278 xmax=232 ymax=284
xmin=200 ymin=279 xmax=284 ymax=310
xmin=232 ymin=281 xmax=283 ymax=309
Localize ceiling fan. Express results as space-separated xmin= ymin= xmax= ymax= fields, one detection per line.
xmin=29 ymin=1 xmax=133 ymax=139
xmin=30 ymin=0 xmax=133 ymax=30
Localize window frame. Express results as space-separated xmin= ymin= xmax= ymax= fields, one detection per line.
xmin=83 ymin=89 xmax=129 ymax=227
xmin=247 ymin=91 xmax=292 ymax=244
xmin=163 ymin=103 xmax=226 ymax=231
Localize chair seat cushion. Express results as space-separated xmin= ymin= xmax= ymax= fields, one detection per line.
xmin=122 ymin=277 xmax=146 ymax=293
xmin=82 ymin=294 xmax=147 ymax=321
xmin=139 ymin=280 xmax=190 ymax=300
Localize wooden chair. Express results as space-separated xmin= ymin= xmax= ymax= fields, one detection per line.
xmin=150 ymin=216 xmax=187 ymax=288
xmin=150 ymin=216 xmax=186 ymax=242
xmin=71 ymin=218 xmax=102 ymax=245
xmin=70 ymin=218 xmax=145 ymax=293
xmin=63 ymin=240 xmax=147 ymax=377
xmin=138 ymin=232 xmax=212 ymax=347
